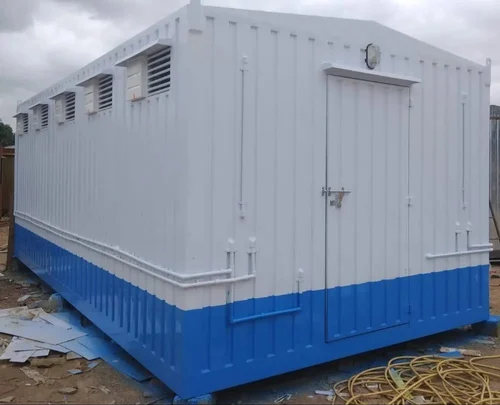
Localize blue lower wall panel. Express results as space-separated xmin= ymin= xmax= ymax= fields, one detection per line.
xmin=14 ymin=224 xmax=490 ymax=399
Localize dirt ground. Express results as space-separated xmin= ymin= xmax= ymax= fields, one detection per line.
xmin=3 ymin=220 xmax=500 ymax=404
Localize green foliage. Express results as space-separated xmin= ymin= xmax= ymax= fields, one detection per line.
xmin=0 ymin=120 xmax=14 ymax=147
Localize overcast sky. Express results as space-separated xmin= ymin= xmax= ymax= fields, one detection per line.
xmin=1 ymin=0 xmax=499 ymax=127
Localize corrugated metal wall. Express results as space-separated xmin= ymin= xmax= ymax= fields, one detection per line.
xmin=14 ymin=6 xmax=190 ymax=309
xmin=14 ymin=5 xmax=491 ymax=313
xmin=490 ymin=105 xmax=500 ymax=248
xmin=181 ymin=6 xmax=491 ymax=310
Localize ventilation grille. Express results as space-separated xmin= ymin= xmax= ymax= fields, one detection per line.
xmin=65 ymin=92 xmax=76 ymax=121
xmin=23 ymin=114 xmax=29 ymax=133
xmin=41 ymin=105 xmax=49 ymax=128
xmin=98 ymin=75 xmax=113 ymax=110
xmin=147 ymin=47 xmax=171 ymax=95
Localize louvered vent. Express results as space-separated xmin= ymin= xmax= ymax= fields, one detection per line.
xmin=65 ymin=92 xmax=76 ymax=121
xmin=98 ymin=75 xmax=113 ymax=110
xmin=41 ymin=105 xmax=49 ymax=128
xmin=23 ymin=114 xmax=29 ymax=133
xmin=147 ymin=47 xmax=171 ymax=95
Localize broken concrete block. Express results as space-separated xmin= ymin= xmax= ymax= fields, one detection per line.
xmin=58 ymin=387 xmax=78 ymax=395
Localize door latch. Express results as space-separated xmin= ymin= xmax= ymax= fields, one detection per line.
xmin=329 ymin=187 xmax=351 ymax=208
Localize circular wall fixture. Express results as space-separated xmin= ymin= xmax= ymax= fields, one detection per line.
xmin=365 ymin=43 xmax=381 ymax=70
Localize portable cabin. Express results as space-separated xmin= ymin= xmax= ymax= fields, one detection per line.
xmin=13 ymin=0 xmax=492 ymax=400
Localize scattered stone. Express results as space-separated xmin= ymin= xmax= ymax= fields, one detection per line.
xmin=31 ymin=357 xmax=66 ymax=368
xmin=58 ymin=387 xmax=78 ymax=395
xmin=0 ymin=396 xmax=14 ymax=403
xmin=67 ymin=369 xmax=82 ymax=375
xmin=17 ymin=295 xmax=31 ymax=303
xmin=45 ymin=294 xmax=64 ymax=313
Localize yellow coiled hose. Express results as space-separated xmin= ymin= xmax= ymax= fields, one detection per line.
xmin=333 ymin=355 xmax=500 ymax=404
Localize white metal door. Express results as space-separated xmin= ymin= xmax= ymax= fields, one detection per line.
xmin=325 ymin=76 xmax=410 ymax=342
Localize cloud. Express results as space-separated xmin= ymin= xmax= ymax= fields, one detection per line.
xmin=0 ymin=0 xmax=498 ymax=128
xmin=0 ymin=0 xmax=39 ymax=32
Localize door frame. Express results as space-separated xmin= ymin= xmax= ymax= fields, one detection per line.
xmin=322 ymin=70 xmax=415 ymax=342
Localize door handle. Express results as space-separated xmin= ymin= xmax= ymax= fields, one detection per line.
xmin=329 ymin=187 xmax=351 ymax=208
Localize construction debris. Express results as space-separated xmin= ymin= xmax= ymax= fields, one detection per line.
xmin=16 ymin=295 xmax=31 ymax=304
xmin=31 ymin=357 xmax=66 ymax=368
xmin=0 ymin=316 xmax=86 ymax=345
xmin=0 ymin=304 xmax=151 ymax=384
xmin=20 ymin=367 xmax=46 ymax=385
xmin=274 ymin=393 xmax=292 ymax=403
xmin=58 ymin=387 xmax=78 ymax=395
xmin=439 ymin=346 xmax=482 ymax=357
xmin=0 ymin=396 xmax=14 ymax=403
xmin=0 ymin=307 xmax=85 ymax=363
xmin=66 ymin=352 xmax=82 ymax=360
xmin=86 ymin=361 xmax=99 ymax=371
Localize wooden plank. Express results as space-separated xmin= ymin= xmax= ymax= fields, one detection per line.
xmin=6 ymin=191 xmax=14 ymax=270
